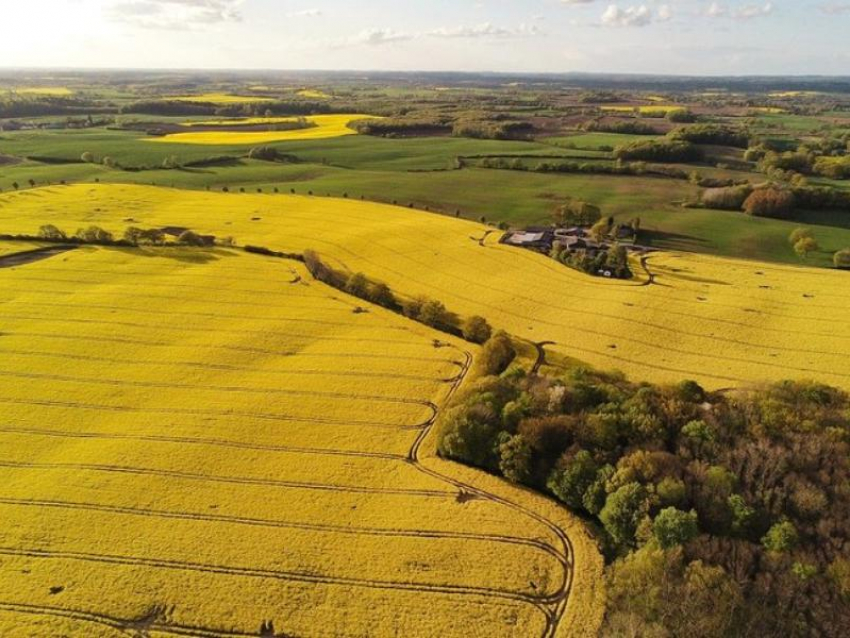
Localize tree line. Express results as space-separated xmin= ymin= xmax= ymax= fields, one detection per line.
xmin=437 ymin=360 xmax=850 ymax=636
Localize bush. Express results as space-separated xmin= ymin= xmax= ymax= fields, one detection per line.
xmin=700 ymin=185 xmax=753 ymax=211
xmin=669 ymin=124 xmax=749 ymax=148
xmin=462 ymin=315 xmax=492 ymax=344
xmin=476 ymin=331 xmax=516 ymax=376
xmin=834 ymin=248 xmax=850 ymax=269
xmin=743 ymin=188 xmax=796 ymax=219
xmin=38 ymin=224 xmax=67 ymax=241
xmin=75 ymin=226 xmax=113 ymax=243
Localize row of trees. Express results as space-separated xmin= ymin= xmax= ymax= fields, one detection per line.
xmin=34 ymin=224 xmax=218 ymax=247
xmin=302 ymin=249 xmax=493 ymax=344
xmin=437 ymin=363 xmax=850 ymax=636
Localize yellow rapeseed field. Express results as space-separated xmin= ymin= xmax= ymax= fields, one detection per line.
xmin=3 ymin=184 xmax=848 ymax=393
xmin=166 ymin=93 xmax=275 ymax=104
xmin=8 ymin=87 xmax=74 ymax=96
xmin=148 ymin=114 xmax=372 ymax=145
xmin=297 ymin=89 xmax=331 ymax=99
xmin=601 ymin=105 xmax=686 ymax=116
xmin=0 ymin=239 xmax=602 ymax=636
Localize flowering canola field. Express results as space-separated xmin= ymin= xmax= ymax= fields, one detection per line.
xmin=148 ymin=114 xmax=371 ymax=145
xmin=0 ymin=237 xmax=601 ymax=636
xmin=3 ymin=183 xmax=848 ymax=392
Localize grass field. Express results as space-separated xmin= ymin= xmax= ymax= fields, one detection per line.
xmin=2 ymin=184 xmax=849 ymax=393
xmin=149 ymin=114 xmax=373 ymax=145
xmin=0 ymin=242 xmax=602 ymax=637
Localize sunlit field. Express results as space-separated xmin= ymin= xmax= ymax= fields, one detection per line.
xmin=3 ymin=183 xmax=849 ymax=393
xmin=148 ymin=114 xmax=373 ymax=145
xmin=166 ymin=93 xmax=275 ymax=104
xmin=0 ymin=242 xmax=602 ymax=637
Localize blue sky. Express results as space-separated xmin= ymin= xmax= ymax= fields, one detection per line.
xmin=2 ymin=1 xmax=849 ymax=75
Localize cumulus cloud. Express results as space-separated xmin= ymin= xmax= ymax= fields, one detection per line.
xmin=428 ymin=22 xmax=543 ymax=39
xmin=107 ymin=0 xmax=243 ymax=29
xmin=350 ymin=28 xmax=413 ymax=46
xmin=704 ymin=2 xmax=774 ymax=20
xmin=600 ymin=5 xmax=653 ymax=27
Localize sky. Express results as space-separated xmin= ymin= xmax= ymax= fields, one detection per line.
xmin=1 ymin=0 xmax=849 ymax=75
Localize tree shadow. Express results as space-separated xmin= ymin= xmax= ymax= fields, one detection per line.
xmin=103 ymin=246 xmax=239 ymax=264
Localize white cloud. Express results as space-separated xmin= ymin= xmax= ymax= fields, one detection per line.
xmin=733 ymin=2 xmax=773 ymax=20
xmin=428 ymin=22 xmax=543 ymax=39
xmin=351 ymin=28 xmax=413 ymax=46
xmin=287 ymin=9 xmax=322 ymax=18
xmin=704 ymin=2 xmax=774 ymax=20
xmin=657 ymin=4 xmax=674 ymax=21
xmin=601 ymin=5 xmax=652 ymax=27
xmin=107 ymin=0 xmax=243 ymax=29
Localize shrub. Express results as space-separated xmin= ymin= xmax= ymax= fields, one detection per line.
xmin=743 ymin=188 xmax=795 ymax=219
xmin=833 ymin=249 xmax=850 ymax=269
xmin=476 ymin=331 xmax=516 ymax=376
xmin=793 ymin=237 xmax=819 ymax=259
xmin=75 ymin=226 xmax=113 ymax=243
xmin=418 ymin=299 xmax=451 ymax=329
xmin=37 ymin=224 xmax=67 ymax=241
xmin=368 ymin=282 xmax=396 ymax=308
xmin=462 ymin=316 xmax=492 ymax=344
xmin=547 ymin=449 xmax=599 ymax=511
xmin=247 ymin=146 xmax=279 ymax=161
xmin=344 ymin=272 xmax=369 ymax=298
xmin=700 ymin=185 xmax=752 ymax=211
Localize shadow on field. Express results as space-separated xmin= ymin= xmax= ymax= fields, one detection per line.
xmin=641 ymin=229 xmax=712 ymax=251
xmin=104 ymin=246 xmax=239 ymax=264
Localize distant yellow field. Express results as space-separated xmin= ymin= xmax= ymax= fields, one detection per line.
xmin=167 ymin=92 xmax=275 ymax=104
xmin=602 ymin=105 xmax=686 ymax=115
xmin=297 ymin=89 xmax=331 ymax=99
xmin=8 ymin=87 xmax=73 ymax=96
xmin=185 ymin=116 xmax=301 ymax=127
xmin=2 ymin=183 xmax=849 ymax=393
xmin=148 ymin=113 xmax=372 ymax=145
xmin=0 ymin=242 xmax=600 ymax=636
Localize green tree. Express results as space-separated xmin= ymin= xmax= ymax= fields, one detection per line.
xmin=789 ymin=227 xmax=812 ymax=246
xmin=368 ymin=282 xmax=395 ymax=308
xmin=652 ymin=507 xmax=699 ymax=549
xmin=463 ymin=315 xmax=492 ymax=344
xmin=123 ymin=227 xmax=144 ymax=245
xmin=75 ymin=226 xmax=113 ymax=243
xmin=547 ymin=450 xmax=598 ymax=511
xmin=476 ymin=330 xmax=516 ymax=376
xmin=80 ymin=151 xmax=94 ymax=163
xmin=600 ymin=482 xmax=649 ymax=551
xmin=37 ymin=224 xmax=67 ymax=241
xmin=344 ymin=272 xmax=369 ymax=298
xmin=793 ymin=236 xmax=819 ymax=260
xmin=498 ymin=434 xmax=533 ymax=484
xmin=762 ymin=520 xmax=799 ymax=553
xmin=834 ymin=248 xmax=850 ymax=269
xmin=418 ymin=299 xmax=450 ymax=329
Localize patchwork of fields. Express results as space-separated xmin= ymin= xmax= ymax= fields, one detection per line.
xmin=3 ymin=184 xmax=848 ymax=391
xmin=0 ymin=243 xmax=601 ymax=637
